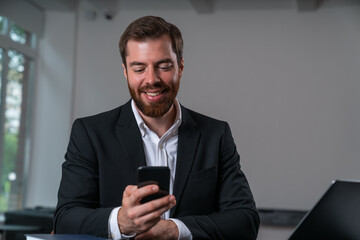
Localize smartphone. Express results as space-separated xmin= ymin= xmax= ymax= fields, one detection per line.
xmin=137 ymin=166 xmax=170 ymax=204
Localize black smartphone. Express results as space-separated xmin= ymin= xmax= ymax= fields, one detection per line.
xmin=137 ymin=166 xmax=170 ymax=204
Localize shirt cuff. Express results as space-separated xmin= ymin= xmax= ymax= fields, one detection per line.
xmin=169 ymin=218 xmax=193 ymax=240
xmin=108 ymin=207 xmax=136 ymax=239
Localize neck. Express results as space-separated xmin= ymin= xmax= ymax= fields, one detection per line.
xmin=137 ymin=104 xmax=177 ymax=138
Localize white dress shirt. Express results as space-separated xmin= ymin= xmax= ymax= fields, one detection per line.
xmin=108 ymin=99 xmax=192 ymax=239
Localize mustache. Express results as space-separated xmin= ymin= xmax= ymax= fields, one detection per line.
xmin=139 ymin=83 xmax=169 ymax=92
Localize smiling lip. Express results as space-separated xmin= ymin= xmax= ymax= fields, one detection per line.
xmin=143 ymin=88 xmax=166 ymax=96
xmin=145 ymin=91 xmax=162 ymax=97
xmin=142 ymin=89 xmax=166 ymax=101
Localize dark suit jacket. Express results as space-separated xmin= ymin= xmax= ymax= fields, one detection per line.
xmin=54 ymin=100 xmax=259 ymax=239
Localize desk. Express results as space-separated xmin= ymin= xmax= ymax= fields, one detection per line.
xmin=0 ymin=224 xmax=42 ymax=240
xmin=257 ymin=208 xmax=307 ymax=240
xmin=3 ymin=207 xmax=54 ymax=240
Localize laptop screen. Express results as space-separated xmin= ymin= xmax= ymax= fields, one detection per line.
xmin=289 ymin=180 xmax=360 ymax=240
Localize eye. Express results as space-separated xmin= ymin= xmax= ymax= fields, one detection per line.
xmin=158 ymin=63 xmax=173 ymax=71
xmin=133 ymin=68 xmax=145 ymax=73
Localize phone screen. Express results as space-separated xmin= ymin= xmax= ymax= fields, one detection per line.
xmin=137 ymin=166 xmax=170 ymax=203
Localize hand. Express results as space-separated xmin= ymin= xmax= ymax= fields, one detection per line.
xmin=117 ymin=185 xmax=176 ymax=236
xmin=134 ymin=220 xmax=179 ymax=240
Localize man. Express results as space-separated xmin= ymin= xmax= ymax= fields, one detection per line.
xmin=54 ymin=16 xmax=259 ymax=240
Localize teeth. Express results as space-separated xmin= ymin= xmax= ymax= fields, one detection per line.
xmin=146 ymin=92 xmax=161 ymax=97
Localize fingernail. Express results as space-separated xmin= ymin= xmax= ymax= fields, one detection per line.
xmin=169 ymin=196 xmax=175 ymax=201
xmin=152 ymin=186 xmax=158 ymax=191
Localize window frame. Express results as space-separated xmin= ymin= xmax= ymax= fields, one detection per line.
xmin=0 ymin=16 xmax=37 ymax=212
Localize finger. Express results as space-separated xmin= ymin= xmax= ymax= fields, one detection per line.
xmin=133 ymin=196 xmax=176 ymax=220
xmin=140 ymin=195 xmax=174 ymax=213
xmin=124 ymin=185 xmax=137 ymax=197
xmin=131 ymin=185 xmax=159 ymax=203
xmin=126 ymin=195 xmax=175 ymax=221
xmin=132 ymin=214 xmax=161 ymax=234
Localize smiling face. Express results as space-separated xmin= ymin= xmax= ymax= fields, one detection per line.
xmin=123 ymin=34 xmax=184 ymax=118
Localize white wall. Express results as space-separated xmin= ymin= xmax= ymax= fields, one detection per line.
xmin=25 ymin=11 xmax=76 ymax=207
xmin=26 ymin=0 xmax=360 ymax=213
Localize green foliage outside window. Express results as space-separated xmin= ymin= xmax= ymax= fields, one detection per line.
xmin=8 ymin=49 xmax=25 ymax=84
xmin=0 ymin=49 xmax=24 ymax=211
xmin=9 ymin=24 xmax=27 ymax=45
xmin=0 ymin=16 xmax=30 ymax=211
xmin=0 ymin=134 xmax=18 ymax=211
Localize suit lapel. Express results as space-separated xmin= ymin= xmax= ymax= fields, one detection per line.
xmin=115 ymin=100 xmax=146 ymax=175
xmin=171 ymin=106 xmax=200 ymax=217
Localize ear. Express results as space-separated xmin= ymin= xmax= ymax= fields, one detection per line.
xmin=122 ymin=63 xmax=128 ymax=79
xmin=178 ymin=58 xmax=184 ymax=77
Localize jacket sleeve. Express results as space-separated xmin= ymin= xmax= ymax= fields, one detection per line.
xmin=178 ymin=122 xmax=260 ymax=240
xmin=53 ymin=119 xmax=113 ymax=238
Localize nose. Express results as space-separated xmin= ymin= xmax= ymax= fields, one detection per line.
xmin=145 ymin=67 xmax=159 ymax=85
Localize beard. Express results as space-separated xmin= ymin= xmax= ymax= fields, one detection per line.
xmin=128 ymin=79 xmax=180 ymax=118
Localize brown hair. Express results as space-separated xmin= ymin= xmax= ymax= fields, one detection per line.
xmin=119 ymin=16 xmax=183 ymax=67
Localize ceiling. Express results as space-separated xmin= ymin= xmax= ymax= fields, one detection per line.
xmin=24 ymin=0 xmax=359 ymax=14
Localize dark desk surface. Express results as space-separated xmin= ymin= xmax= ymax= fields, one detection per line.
xmin=0 ymin=224 xmax=42 ymax=232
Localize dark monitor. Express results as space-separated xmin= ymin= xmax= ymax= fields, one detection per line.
xmin=289 ymin=180 xmax=360 ymax=240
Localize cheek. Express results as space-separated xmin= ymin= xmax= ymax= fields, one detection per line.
xmin=127 ymin=75 xmax=141 ymax=88
xmin=161 ymin=71 xmax=179 ymax=83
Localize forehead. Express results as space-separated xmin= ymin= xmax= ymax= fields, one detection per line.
xmin=126 ymin=35 xmax=176 ymax=62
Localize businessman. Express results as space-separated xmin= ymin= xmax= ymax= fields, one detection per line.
xmin=54 ymin=16 xmax=259 ymax=240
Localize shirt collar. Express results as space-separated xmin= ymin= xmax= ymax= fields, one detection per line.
xmin=131 ymin=98 xmax=182 ymax=136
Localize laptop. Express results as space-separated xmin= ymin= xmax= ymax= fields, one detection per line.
xmin=288 ymin=180 xmax=360 ymax=240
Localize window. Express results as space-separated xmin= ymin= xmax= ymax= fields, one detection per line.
xmin=0 ymin=16 xmax=7 ymax=35
xmin=0 ymin=15 xmax=36 ymax=212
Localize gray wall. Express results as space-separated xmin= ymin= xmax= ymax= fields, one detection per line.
xmin=26 ymin=10 xmax=75 ymax=207
xmin=26 ymin=0 xmax=360 ymax=216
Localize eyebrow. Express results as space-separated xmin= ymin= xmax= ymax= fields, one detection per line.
xmin=129 ymin=61 xmax=145 ymax=67
xmin=156 ymin=58 xmax=173 ymax=65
